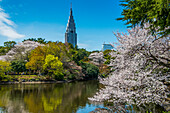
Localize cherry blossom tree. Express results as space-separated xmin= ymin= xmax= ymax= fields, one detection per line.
xmin=88 ymin=52 xmax=106 ymax=65
xmin=1 ymin=41 xmax=44 ymax=61
xmin=89 ymin=25 xmax=169 ymax=107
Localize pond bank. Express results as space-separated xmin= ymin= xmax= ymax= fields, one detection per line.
xmin=0 ymin=78 xmax=98 ymax=85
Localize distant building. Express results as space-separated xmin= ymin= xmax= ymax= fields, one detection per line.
xmin=102 ymin=44 xmax=113 ymax=51
xmin=65 ymin=5 xmax=77 ymax=47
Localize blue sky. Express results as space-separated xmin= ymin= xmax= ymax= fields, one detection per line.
xmin=0 ymin=0 xmax=127 ymax=51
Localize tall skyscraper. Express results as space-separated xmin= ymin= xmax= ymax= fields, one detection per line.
xmin=65 ymin=5 xmax=77 ymax=47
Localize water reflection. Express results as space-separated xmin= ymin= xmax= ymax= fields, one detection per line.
xmin=0 ymin=81 xmax=166 ymax=113
xmin=0 ymin=80 xmax=100 ymax=113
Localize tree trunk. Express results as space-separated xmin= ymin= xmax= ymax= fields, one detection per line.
xmin=38 ymin=70 xmax=41 ymax=76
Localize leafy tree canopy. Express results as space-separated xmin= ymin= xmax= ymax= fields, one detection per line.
xmin=11 ymin=60 xmax=27 ymax=73
xmin=4 ymin=41 xmax=16 ymax=48
xmin=23 ymin=38 xmax=47 ymax=44
xmin=0 ymin=60 xmax=11 ymax=80
xmin=0 ymin=41 xmax=17 ymax=55
xmin=118 ymin=0 xmax=170 ymax=37
xmin=43 ymin=54 xmax=64 ymax=80
xmin=80 ymin=62 xmax=99 ymax=78
xmin=26 ymin=46 xmax=46 ymax=72
xmin=73 ymin=48 xmax=90 ymax=65
xmin=26 ymin=42 xmax=72 ymax=75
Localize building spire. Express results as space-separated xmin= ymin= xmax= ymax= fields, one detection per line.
xmin=71 ymin=2 xmax=72 ymax=9
xmin=67 ymin=3 xmax=75 ymax=31
xmin=65 ymin=3 xmax=77 ymax=47
xmin=70 ymin=2 xmax=73 ymax=16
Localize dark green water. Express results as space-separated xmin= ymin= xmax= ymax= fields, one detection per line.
xmin=0 ymin=80 xmax=102 ymax=113
xmin=0 ymin=80 xmax=166 ymax=113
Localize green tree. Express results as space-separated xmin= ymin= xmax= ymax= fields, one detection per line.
xmin=11 ymin=60 xmax=27 ymax=74
xmin=118 ymin=0 xmax=170 ymax=36
xmin=73 ymin=48 xmax=90 ymax=65
xmin=0 ymin=41 xmax=16 ymax=55
xmin=23 ymin=38 xmax=47 ymax=44
xmin=103 ymin=49 xmax=116 ymax=65
xmin=0 ymin=60 xmax=11 ymax=80
xmin=4 ymin=41 xmax=16 ymax=48
xmin=37 ymin=38 xmax=47 ymax=44
xmin=23 ymin=38 xmax=37 ymax=42
xmin=0 ymin=46 xmax=6 ymax=55
xmin=80 ymin=62 xmax=99 ymax=78
xmin=103 ymin=50 xmax=112 ymax=64
xmin=26 ymin=46 xmax=45 ymax=75
xmin=26 ymin=42 xmax=89 ymax=79
xmin=43 ymin=55 xmax=64 ymax=80
xmin=25 ymin=42 xmax=72 ymax=75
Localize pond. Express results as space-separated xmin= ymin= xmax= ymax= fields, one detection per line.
xmin=0 ymin=80 xmax=103 ymax=113
xmin=0 ymin=80 xmax=166 ymax=113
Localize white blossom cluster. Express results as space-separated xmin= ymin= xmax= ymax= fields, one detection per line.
xmin=0 ymin=41 xmax=43 ymax=61
xmin=89 ymin=25 xmax=169 ymax=106
xmin=88 ymin=52 xmax=106 ymax=65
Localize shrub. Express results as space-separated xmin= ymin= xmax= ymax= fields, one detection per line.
xmin=80 ymin=62 xmax=99 ymax=78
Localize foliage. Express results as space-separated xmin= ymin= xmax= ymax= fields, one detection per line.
xmin=26 ymin=42 xmax=71 ymax=70
xmin=43 ymin=54 xmax=64 ymax=80
xmin=26 ymin=46 xmax=46 ymax=75
xmin=4 ymin=41 xmax=16 ymax=49
xmin=90 ymin=50 xmax=100 ymax=53
xmin=68 ymin=74 xmax=76 ymax=80
xmin=0 ymin=41 xmax=16 ymax=55
xmin=23 ymin=38 xmax=47 ymax=44
xmin=26 ymin=41 xmax=89 ymax=78
xmin=118 ymin=0 xmax=170 ymax=37
xmin=0 ymin=39 xmax=92 ymax=80
xmin=1 ymin=41 xmax=43 ymax=61
xmin=0 ymin=47 xmax=6 ymax=56
xmin=99 ymin=64 xmax=111 ymax=78
xmin=103 ymin=50 xmax=112 ymax=57
xmin=73 ymin=48 xmax=90 ymax=65
xmin=103 ymin=50 xmax=112 ymax=64
xmin=89 ymin=25 xmax=169 ymax=106
xmin=80 ymin=61 xmax=99 ymax=78
xmin=0 ymin=60 xmax=11 ymax=80
xmin=11 ymin=60 xmax=27 ymax=74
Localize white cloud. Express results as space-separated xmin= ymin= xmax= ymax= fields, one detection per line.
xmin=0 ymin=5 xmax=25 ymax=40
xmin=78 ymin=43 xmax=89 ymax=48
